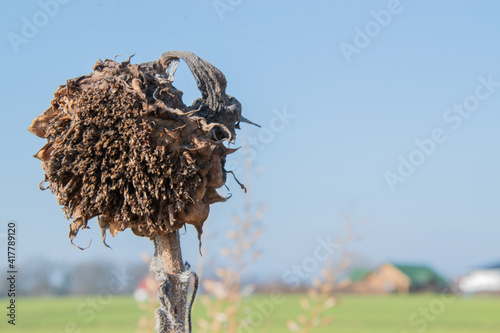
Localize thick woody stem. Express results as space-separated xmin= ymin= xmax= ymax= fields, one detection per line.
xmin=151 ymin=231 xmax=191 ymax=333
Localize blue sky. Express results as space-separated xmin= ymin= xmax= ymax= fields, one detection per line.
xmin=1 ymin=0 xmax=500 ymax=280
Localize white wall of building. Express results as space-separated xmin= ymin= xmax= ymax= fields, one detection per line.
xmin=459 ymin=269 xmax=500 ymax=293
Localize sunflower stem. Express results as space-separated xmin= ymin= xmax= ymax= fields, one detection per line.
xmin=151 ymin=231 xmax=190 ymax=333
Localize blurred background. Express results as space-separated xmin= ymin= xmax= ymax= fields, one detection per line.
xmin=1 ymin=1 xmax=500 ymax=332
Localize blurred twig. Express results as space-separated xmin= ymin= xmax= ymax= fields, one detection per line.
xmin=198 ymin=154 xmax=264 ymax=333
xmin=287 ymin=207 xmax=364 ymax=333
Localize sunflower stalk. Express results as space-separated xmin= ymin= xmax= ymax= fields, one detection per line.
xmin=151 ymin=231 xmax=192 ymax=332
xmin=29 ymin=51 xmax=254 ymax=333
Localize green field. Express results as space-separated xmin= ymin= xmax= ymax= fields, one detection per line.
xmin=1 ymin=294 xmax=499 ymax=332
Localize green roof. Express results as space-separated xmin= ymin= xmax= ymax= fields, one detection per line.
xmin=392 ymin=264 xmax=448 ymax=286
xmin=349 ymin=268 xmax=371 ymax=282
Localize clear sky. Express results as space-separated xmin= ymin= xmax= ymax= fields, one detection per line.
xmin=1 ymin=0 xmax=500 ymax=280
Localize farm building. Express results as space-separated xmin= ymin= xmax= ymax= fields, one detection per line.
xmin=458 ymin=262 xmax=500 ymax=294
xmin=345 ymin=263 xmax=450 ymax=293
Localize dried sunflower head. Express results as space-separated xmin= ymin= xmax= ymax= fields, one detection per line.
xmin=28 ymin=51 xmax=253 ymax=248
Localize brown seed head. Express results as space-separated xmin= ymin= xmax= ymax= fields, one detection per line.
xmin=28 ymin=51 xmax=252 ymax=248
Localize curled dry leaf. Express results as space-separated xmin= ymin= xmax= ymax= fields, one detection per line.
xmin=28 ymin=51 xmax=255 ymax=247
